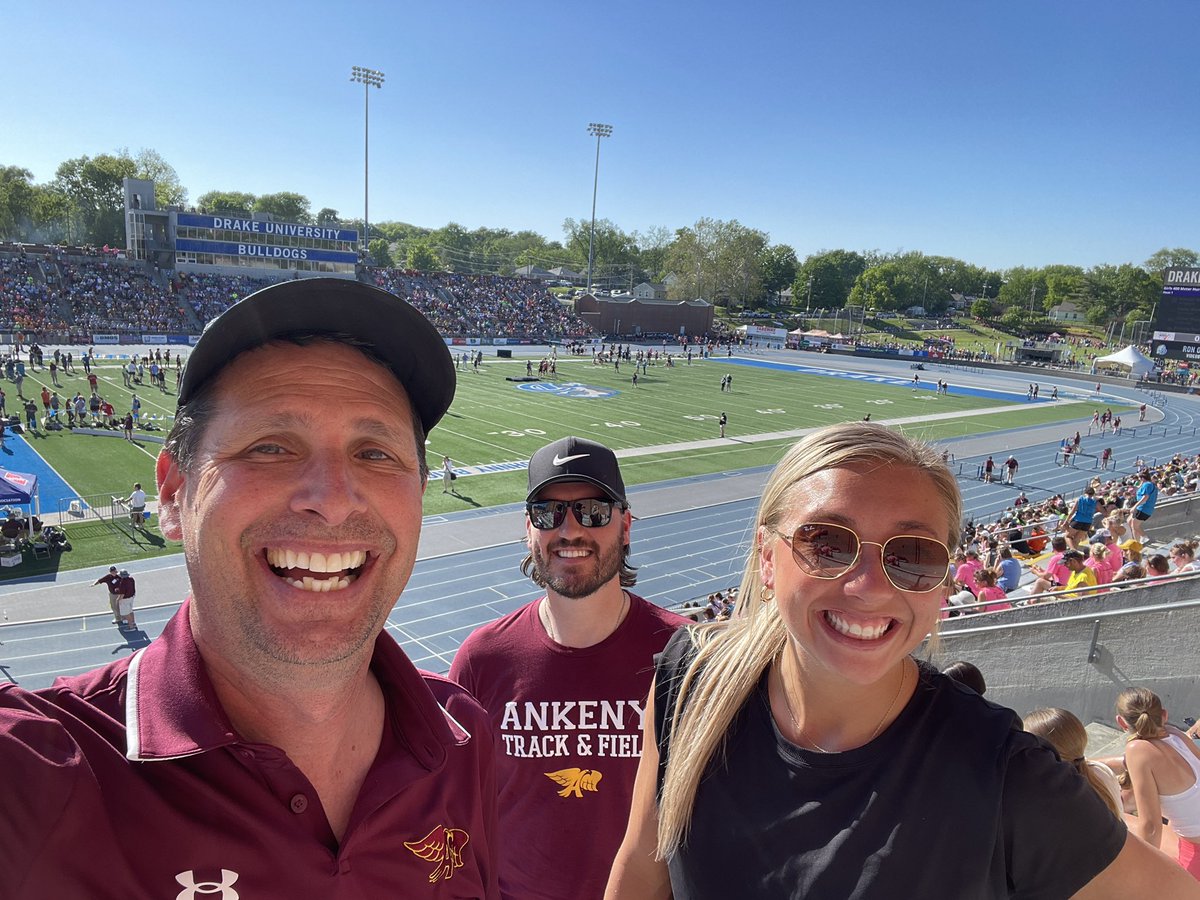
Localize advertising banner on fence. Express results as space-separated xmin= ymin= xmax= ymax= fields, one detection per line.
xmin=92 ymin=334 xmax=120 ymax=345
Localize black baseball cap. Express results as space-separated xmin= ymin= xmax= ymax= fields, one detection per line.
xmin=526 ymin=436 xmax=627 ymax=505
xmin=177 ymin=278 xmax=455 ymax=433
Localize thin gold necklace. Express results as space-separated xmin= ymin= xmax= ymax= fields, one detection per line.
xmin=775 ymin=657 xmax=909 ymax=753
xmin=541 ymin=590 xmax=628 ymax=645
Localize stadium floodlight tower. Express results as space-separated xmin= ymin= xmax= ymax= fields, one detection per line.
xmin=585 ymin=122 xmax=613 ymax=297
xmin=350 ymin=65 xmax=385 ymax=253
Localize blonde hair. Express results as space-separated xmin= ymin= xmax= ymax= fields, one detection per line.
xmin=1023 ymin=707 xmax=1121 ymax=818
xmin=655 ymin=423 xmax=961 ymax=857
xmin=1116 ymin=687 xmax=1167 ymax=742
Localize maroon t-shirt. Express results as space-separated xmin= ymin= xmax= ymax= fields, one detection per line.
xmin=450 ymin=593 xmax=687 ymax=900
xmin=0 ymin=600 xmax=501 ymax=898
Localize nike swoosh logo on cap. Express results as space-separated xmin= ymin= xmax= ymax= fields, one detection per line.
xmin=552 ymin=453 xmax=590 ymax=466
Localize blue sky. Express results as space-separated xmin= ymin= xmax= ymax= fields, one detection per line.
xmin=3 ymin=0 xmax=1196 ymax=270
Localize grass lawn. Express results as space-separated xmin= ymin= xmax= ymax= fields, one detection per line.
xmin=1 ymin=350 xmax=1132 ymax=579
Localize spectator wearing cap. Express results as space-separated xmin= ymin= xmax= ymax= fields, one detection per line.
xmin=450 ymin=436 xmax=688 ymax=900
xmin=0 ymin=279 xmax=500 ymax=896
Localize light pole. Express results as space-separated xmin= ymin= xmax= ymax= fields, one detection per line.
xmin=585 ymin=122 xmax=613 ymax=296
xmin=350 ymin=65 xmax=385 ymax=255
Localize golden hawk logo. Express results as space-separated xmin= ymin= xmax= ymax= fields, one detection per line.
xmin=545 ymin=767 xmax=603 ymax=798
xmin=404 ymin=825 xmax=471 ymax=883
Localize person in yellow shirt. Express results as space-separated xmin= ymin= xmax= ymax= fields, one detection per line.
xmin=1061 ymin=550 xmax=1098 ymax=598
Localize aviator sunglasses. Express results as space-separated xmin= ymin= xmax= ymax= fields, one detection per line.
xmin=772 ymin=522 xmax=951 ymax=593
xmin=527 ymin=498 xmax=625 ymax=530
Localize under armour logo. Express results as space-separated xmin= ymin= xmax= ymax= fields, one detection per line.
xmin=175 ymin=870 xmax=240 ymax=899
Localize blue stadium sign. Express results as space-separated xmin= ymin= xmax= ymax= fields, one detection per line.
xmin=176 ymin=239 xmax=357 ymax=264
xmin=176 ymin=213 xmax=358 ymax=244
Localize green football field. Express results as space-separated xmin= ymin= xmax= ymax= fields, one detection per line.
xmin=4 ymin=353 xmax=1127 ymax=577
xmin=418 ymin=354 xmax=1115 ymax=513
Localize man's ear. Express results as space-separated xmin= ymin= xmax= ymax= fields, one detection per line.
xmin=156 ymin=450 xmax=186 ymax=542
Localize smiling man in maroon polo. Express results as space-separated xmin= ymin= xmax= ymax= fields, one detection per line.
xmin=0 ymin=280 xmax=499 ymax=897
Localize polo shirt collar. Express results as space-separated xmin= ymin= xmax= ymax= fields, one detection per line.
xmin=126 ymin=598 xmax=467 ymax=770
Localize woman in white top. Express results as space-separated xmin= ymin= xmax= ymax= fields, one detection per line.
xmin=1117 ymin=687 xmax=1200 ymax=879
xmin=1170 ymin=541 xmax=1200 ymax=574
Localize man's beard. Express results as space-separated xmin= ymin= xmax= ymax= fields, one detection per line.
xmin=532 ymin=535 xmax=624 ymax=599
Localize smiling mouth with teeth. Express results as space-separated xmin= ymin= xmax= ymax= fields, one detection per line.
xmin=265 ymin=548 xmax=368 ymax=593
xmin=825 ymin=611 xmax=895 ymax=641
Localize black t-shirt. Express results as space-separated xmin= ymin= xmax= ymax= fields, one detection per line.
xmin=654 ymin=630 xmax=1125 ymax=899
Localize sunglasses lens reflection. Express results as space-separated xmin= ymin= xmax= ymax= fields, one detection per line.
xmin=789 ymin=524 xmax=949 ymax=592
xmin=529 ymin=499 xmax=617 ymax=530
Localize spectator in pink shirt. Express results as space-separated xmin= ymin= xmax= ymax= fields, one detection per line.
xmin=1085 ymin=543 xmax=1113 ymax=585
xmin=974 ymin=569 xmax=1012 ymax=613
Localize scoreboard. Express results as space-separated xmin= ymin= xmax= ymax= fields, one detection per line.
xmin=1151 ymin=267 xmax=1200 ymax=362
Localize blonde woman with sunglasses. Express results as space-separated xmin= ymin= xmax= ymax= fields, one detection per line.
xmin=606 ymin=423 xmax=1199 ymax=900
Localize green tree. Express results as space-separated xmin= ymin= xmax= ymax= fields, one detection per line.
xmin=316 ymin=207 xmax=341 ymax=225
xmin=971 ymin=298 xmax=995 ymax=319
xmin=663 ymin=218 xmax=766 ymax=306
xmin=133 ymin=149 xmax=187 ymax=207
xmin=792 ymin=250 xmax=867 ymax=311
xmin=254 ymin=191 xmax=312 ymax=224
xmin=848 ymin=261 xmax=916 ymax=312
xmin=407 ymin=239 xmax=439 ymax=270
xmin=367 ymin=238 xmax=394 ymax=267
xmin=196 ymin=190 xmax=256 ymax=216
xmin=563 ymin=217 xmax=638 ymax=279
xmin=1144 ymin=247 xmax=1200 ymax=271
xmin=54 ymin=153 xmax=138 ymax=245
xmin=759 ymin=244 xmax=798 ymax=301
xmin=996 ymin=267 xmax=1048 ymax=317
xmin=0 ymin=166 xmax=36 ymax=239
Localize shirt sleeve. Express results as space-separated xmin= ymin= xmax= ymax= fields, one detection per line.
xmin=1001 ymin=737 xmax=1127 ymax=898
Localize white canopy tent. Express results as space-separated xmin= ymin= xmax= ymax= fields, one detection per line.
xmin=1091 ymin=345 xmax=1155 ymax=378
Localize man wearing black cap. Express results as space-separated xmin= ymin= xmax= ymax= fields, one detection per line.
xmin=450 ymin=436 xmax=687 ymax=900
xmin=0 ymin=279 xmax=499 ymax=897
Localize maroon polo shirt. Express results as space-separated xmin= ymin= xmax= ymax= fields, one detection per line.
xmin=0 ymin=600 xmax=501 ymax=898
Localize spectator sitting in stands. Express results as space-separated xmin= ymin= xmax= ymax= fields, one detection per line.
xmin=974 ymin=568 xmax=1012 ymax=613
xmin=1029 ymin=535 xmax=1071 ymax=597
xmin=1146 ymin=554 xmax=1172 ymax=577
xmin=1169 ymin=540 xmax=1200 ymax=574
xmin=1086 ymin=541 xmax=1113 ymax=586
xmin=1022 ymin=708 xmax=1122 ymax=819
xmin=1061 ymin=550 xmax=1098 ymax=597
xmin=997 ymin=546 xmax=1023 ymax=593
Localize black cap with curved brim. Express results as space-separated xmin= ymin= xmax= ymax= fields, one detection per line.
xmin=177 ymin=278 xmax=455 ymax=433
xmin=526 ymin=436 xmax=628 ymax=506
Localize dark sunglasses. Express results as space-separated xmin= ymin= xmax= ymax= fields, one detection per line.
xmin=773 ymin=522 xmax=951 ymax=593
xmin=527 ymin=498 xmax=624 ymax=530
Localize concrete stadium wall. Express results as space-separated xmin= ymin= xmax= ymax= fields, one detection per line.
xmin=935 ymin=578 xmax=1200 ymax=726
